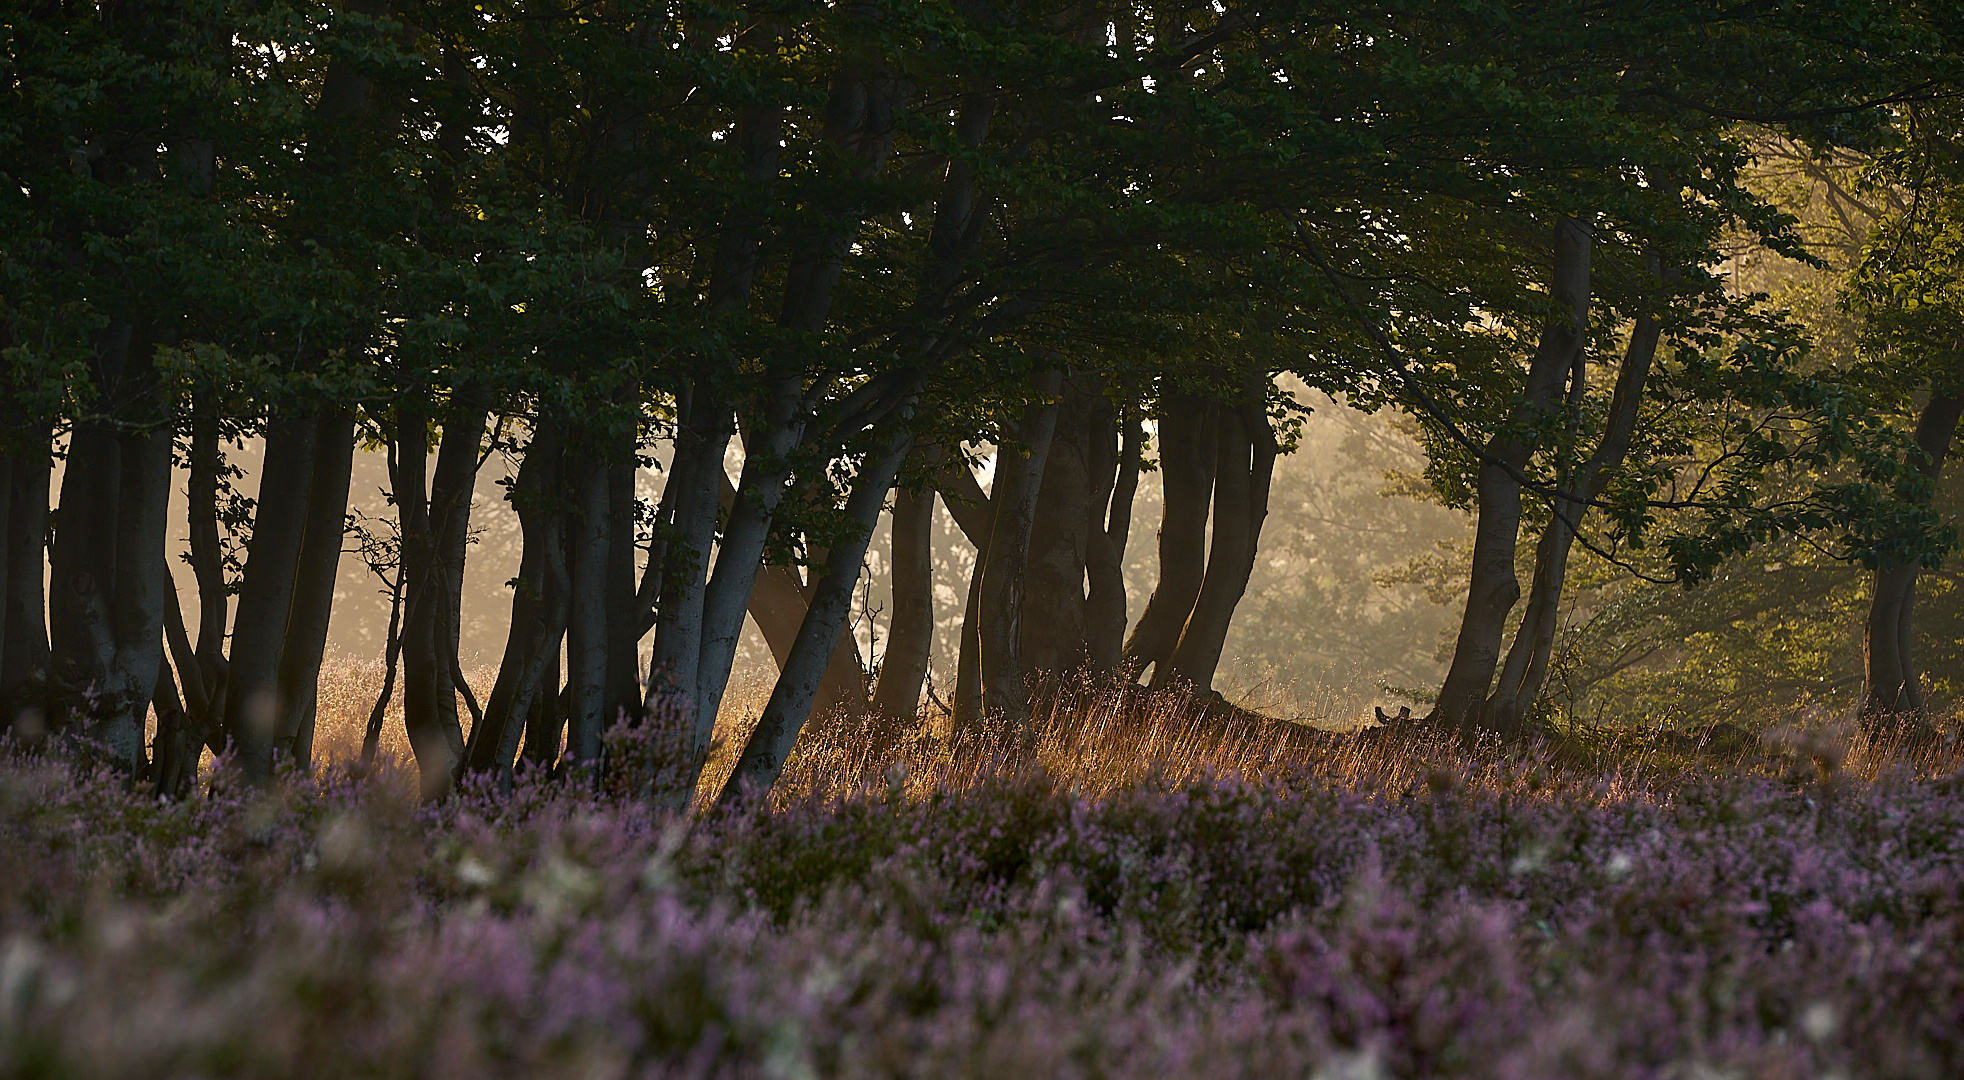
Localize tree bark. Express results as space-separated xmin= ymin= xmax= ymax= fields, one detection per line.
xmin=718 ymin=421 xmax=915 ymax=803
xmin=48 ymin=321 xmax=173 ymax=772
xmin=1860 ymin=392 xmax=1964 ymax=742
xmin=1122 ymin=394 xmax=1216 ymax=683
xmin=1085 ymin=402 xmax=1140 ymax=674
xmin=564 ymin=449 xmax=611 ymax=769
xmin=871 ymin=484 xmax=933 ymax=721
xmin=225 ymin=412 xmax=319 ymax=781
xmin=2 ymin=430 xmax=50 ymax=735
xmin=274 ymin=406 xmax=356 ymax=770
xmin=1480 ymin=275 xmax=1666 ymax=734
xmin=1430 ymin=216 xmax=1591 ymax=741
xmin=976 ymin=370 xmax=1063 ymax=725
xmin=604 ymin=458 xmax=641 ymax=721
xmin=1022 ymin=388 xmax=1094 ymax=678
xmin=393 ymin=400 xmax=479 ymax=798
xmin=1164 ymin=398 xmax=1277 ymax=690
xmin=471 ymin=420 xmax=568 ymax=774
xmin=685 ymin=57 xmax=908 ymax=760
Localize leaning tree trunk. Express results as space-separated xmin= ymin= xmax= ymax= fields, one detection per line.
xmin=941 ymin=464 xmax=994 ymax=729
xmin=1860 ymin=392 xmax=1964 ymax=743
xmin=1430 ymin=216 xmax=1591 ymax=742
xmin=718 ymin=420 xmax=916 ymax=804
xmin=975 ymin=371 xmax=1064 ymax=727
xmin=747 ymin=564 xmax=867 ymax=729
xmin=870 ymin=484 xmax=934 ymax=722
xmin=1163 ymin=397 xmax=1277 ymax=691
xmin=1480 ymin=268 xmax=1666 ymax=735
xmin=1122 ymin=394 xmax=1217 ymax=683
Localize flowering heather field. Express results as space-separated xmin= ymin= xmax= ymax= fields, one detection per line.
xmin=4 ymin=702 xmax=1963 ymax=1079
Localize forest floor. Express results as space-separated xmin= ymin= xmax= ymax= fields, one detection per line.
xmin=7 ymin=669 xmax=1964 ymax=1078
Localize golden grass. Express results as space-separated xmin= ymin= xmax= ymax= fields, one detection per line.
xmin=299 ymin=652 xmax=1963 ymax=805
xmin=310 ymin=653 xmax=499 ymax=766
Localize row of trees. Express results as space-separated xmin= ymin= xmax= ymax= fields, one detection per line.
xmin=2 ymin=0 xmax=1960 ymax=802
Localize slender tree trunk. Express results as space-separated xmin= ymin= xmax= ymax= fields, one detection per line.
xmin=718 ymin=422 xmax=915 ymax=803
xmin=359 ymin=570 xmax=403 ymax=770
xmin=519 ymin=642 xmax=565 ymax=770
xmin=273 ymin=406 xmax=355 ymax=770
xmin=150 ymin=648 xmax=201 ymax=798
xmin=564 ymin=450 xmax=610 ymax=769
xmin=940 ymin=461 xmax=994 ymax=729
xmin=691 ymin=378 xmax=807 ymax=748
xmin=1122 ymin=395 xmax=1216 ymax=682
xmin=185 ymin=393 xmax=229 ymax=729
xmin=1860 ymin=392 xmax=1964 ymax=742
xmin=393 ymin=402 xmax=475 ymax=798
xmin=685 ymin=59 xmax=908 ymax=764
xmin=1430 ymin=216 xmax=1591 ymax=741
xmin=1481 ymin=283 xmax=1665 ymax=734
xmin=1085 ymin=403 xmax=1140 ymax=674
xmin=977 ymin=371 xmax=1063 ymax=725
xmin=871 ymin=484 xmax=933 ymax=721
xmin=604 ymin=458 xmax=640 ymax=720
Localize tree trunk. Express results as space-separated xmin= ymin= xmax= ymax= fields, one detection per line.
xmin=471 ymin=420 xmax=567 ymax=775
xmin=1122 ymin=394 xmax=1216 ymax=682
xmin=564 ymin=449 xmax=611 ymax=769
xmin=393 ymin=401 xmax=477 ymax=798
xmin=976 ymin=371 xmax=1063 ymax=725
xmin=2 ymin=430 xmax=50 ymax=735
xmin=871 ymin=484 xmax=933 ymax=721
xmin=1164 ymin=398 xmax=1277 ymax=690
xmin=642 ymin=85 xmax=782 ymax=721
xmin=225 ymin=412 xmax=319 ymax=781
xmin=48 ymin=322 xmax=173 ymax=772
xmin=686 ymin=59 xmax=908 ymax=757
xmin=940 ymin=461 xmax=994 ymax=729
xmin=185 ymin=393 xmax=230 ymax=733
xmin=718 ymin=422 xmax=915 ymax=803
xmin=1430 ymin=216 xmax=1591 ymax=741
xmin=1022 ymin=388 xmax=1094 ymax=678
xmin=747 ymin=563 xmax=866 ymax=728
xmin=1085 ymin=403 xmax=1140 ymax=674
xmin=1481 ymin=279 xmax=1666 ymax=734
xmin=274 ymin=406 xmax=356 ymax=770
xmin=1860 ymin=392 xmax=1964 ymax=742
xmin=646 ymin=388 xmax=732 ymax=716
xmin=604 ymin=458 xmax=641 ymax=721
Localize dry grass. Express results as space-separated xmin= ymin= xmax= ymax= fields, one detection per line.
xmin=299 ymin=652 xmax=1964 ymax=805
xmin=310 ymin=652 xmax=499 ymax=766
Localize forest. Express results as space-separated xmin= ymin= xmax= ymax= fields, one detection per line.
xmin=5 ymin=1 xmax=1964 ymax=1077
